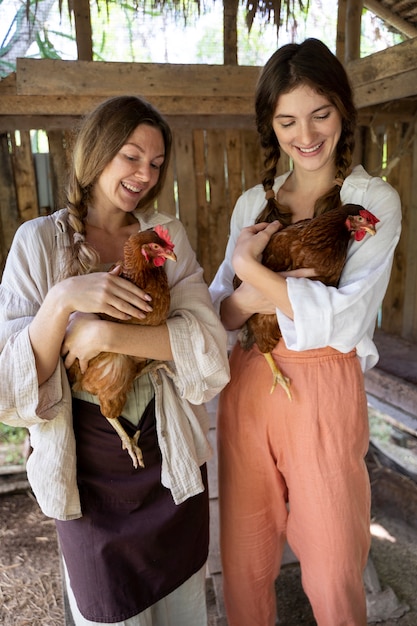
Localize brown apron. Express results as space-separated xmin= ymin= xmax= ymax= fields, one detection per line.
xmin=55 ymin=398 xmax=209 ymax=623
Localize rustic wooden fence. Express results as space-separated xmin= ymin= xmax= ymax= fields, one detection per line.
xmin=0 ymin=123 xmax=287 ymax=284
xmin=1 ymin=114 xmax=415 ymax=341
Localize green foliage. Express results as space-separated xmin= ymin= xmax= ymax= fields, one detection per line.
xmin=35 ymin=29 xmax=62 ymax=59
xmin=0 ymin=423 xmax=27 ymax=466
xmin=0 ymin=1 xmax=408 ymax=76
xmin=0 ymin=423 xmax=27 ymax=445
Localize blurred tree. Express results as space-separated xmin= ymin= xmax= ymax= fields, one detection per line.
xmin=18 ymin=0 xmax=307 ymax=63
xmin=0 ymin=0 xmax=56 ymax=76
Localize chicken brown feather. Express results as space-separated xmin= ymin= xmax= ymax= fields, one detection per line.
xmin=68 ymin=225 xmax=176 ymax=468
xmin=234 ymin=204 xmax=379 ymax=398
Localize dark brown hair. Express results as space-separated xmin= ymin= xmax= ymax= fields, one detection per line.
xmin=255 ymin=38 xmax=357 ymax=225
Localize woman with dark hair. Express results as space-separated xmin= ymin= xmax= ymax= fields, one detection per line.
xmin=210 ymin=39 xmax=401 ymax=626
xmin=0 ymin=96 xmax=230 ymax=625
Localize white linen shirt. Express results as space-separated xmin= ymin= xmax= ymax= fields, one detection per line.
xmin=209 ymin=165 xmax=402 ymax=371
xmin=0 ymin=207 xmax=230 ymax=520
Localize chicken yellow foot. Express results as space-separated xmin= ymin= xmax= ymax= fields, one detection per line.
xmin=105 ymin=417 xmax=145 ymax=469
xmin=263 ymin=352 xmax=292 ymax=400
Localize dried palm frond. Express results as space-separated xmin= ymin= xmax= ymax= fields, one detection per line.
xmin=26 ymin=0 xmax=310 ymax=32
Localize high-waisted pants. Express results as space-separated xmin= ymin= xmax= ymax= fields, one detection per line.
xmin=217 ymin=341 xmax=371 ymax=626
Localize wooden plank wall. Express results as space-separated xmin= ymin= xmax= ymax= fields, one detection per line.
xmin=359 ymin=109 xmax=417 ymax=341
xmin=0 ymin=123 xmax=266 ymax=284
xmin=0 ymin=109 xmax=415 ymax=342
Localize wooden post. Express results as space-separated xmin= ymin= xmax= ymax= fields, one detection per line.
xmin=402 ymin=119 xmax=417 ymax=340
xmin=0 ymin=133 xmax=20 ymax=276
xmin=336 ymin=0 xmax=347 ymax=62
xmin=223 ymin=0 xmax=239 ymax=65
xmin=73 ymin=0 xmax=93 ymax=61
xmin=345 ymin=0 xmax=363 ymax=62
xmin=10 ymin=130 xmax=39 ymax=222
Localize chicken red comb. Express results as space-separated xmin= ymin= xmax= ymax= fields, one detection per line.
xmin=359 ymin=209 xmax=380 ymax=225
xmin=154 ymin=225 xmax=175 ymax=250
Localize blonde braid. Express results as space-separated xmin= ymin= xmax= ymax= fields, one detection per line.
xmin=63 ymin=174 xmax=100 ymax=278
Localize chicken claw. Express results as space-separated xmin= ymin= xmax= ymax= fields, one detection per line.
xmin=105 ymin=417 xmax=145 ymax=469
xmin=263 ymin=352 xmax=292 ymax=400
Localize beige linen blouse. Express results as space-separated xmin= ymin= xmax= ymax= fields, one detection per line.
xmin=0 ymin=207 xmax=230 ymax=520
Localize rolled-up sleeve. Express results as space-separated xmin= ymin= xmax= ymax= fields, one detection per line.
xmin=0 ymin=217 xmax=67 ymax=428
xmin=278 ymin=171 xmax=402 ymax=369
xmin=209 ymin=167 xmax=402 ymax=372
xmin=164 ymin=220 xmax=230 ymax=404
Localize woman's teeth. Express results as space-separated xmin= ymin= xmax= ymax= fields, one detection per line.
xmin=298 ymin=143 xmax=323 ymax=153
xmin=122 ymin=182 xmax=141 ymax=192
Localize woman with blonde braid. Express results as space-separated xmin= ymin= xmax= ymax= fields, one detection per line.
xmin=210 ymin=39 xmax=401 ymax=626
xmin=0 ymin=96 xmax=230 ymax=625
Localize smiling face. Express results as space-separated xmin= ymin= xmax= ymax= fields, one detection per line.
xmin=272 ymin=84 xmax=342 ymax=177
xmin=92 ymin=123 xmax=165 ymax=215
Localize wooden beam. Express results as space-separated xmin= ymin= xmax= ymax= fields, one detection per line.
xmin=1 ymin=37 xmax=417 ymax=124
xmin=0 ymin=113 xmax=256 ymax=133
xmin=357 ymin=102 xmax=417 ymax=128
xmin=353 ymin=68 xmax=417 ymax=108
xmin=0 ymin=94 xmax=256 ymax=125
xmin=0 ymin=59 xmax=260 ymax=122
xmin=15 ymin=58 xmax=260 ymax=97
xmin=347 ymin=37 xmax=417 ymax=107
xmin=364 ymin=0 xmax=417 ymax=39
xmin=347 ymin=37 xmax=417 ymax=86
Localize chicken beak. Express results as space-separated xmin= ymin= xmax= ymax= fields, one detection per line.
xmin=363 ymin=225 xmax=377 ymax=236
xmin=163 ymin=250 xmax=177 ymax=262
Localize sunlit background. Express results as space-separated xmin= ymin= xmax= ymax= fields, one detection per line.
xmin=0 ymin=0 xmax=405 ymax=78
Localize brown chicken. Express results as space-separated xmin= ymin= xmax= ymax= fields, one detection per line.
xmin=234 ymin=204 xmax=379 ymax=399
xmin=68 ymin=225 xmax=177 ymax=468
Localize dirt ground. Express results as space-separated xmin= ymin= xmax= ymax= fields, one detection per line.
xmin=1 ymin=448 xmax=417 ymax=626
xmin=0 ymin=490 xmax=64 ymax=625
xmin=1 ymin=463 xmax=417 ymax=626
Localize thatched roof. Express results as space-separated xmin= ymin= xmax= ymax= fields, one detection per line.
xmin=25 ymin=1 xmax=417 ymax=38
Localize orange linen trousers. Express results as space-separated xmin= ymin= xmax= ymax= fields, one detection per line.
xmin=217 ymin=341 xmax=371 ymax=626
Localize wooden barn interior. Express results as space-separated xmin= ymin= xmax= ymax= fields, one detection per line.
xmin=1 ymin=0 xmax=416 ymax=433
xmin=1 ymin=1 xmax=417 ymax=624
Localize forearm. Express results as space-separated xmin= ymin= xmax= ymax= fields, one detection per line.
xmin=219 ymin=266 xmax=295 ymax=331
xmin=229 ymin=221 xmax=294 ymax=325
xmin=101 ymin=321 xmax=173 ymax=361
xmin=28 ymin=283 xmax=73 ymax=385
xmin=251 ymin=265 xmax=293 ymax=318
xmin=220 ymin=291 xmax=252 ymax=331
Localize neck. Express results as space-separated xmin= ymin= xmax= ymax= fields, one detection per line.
xmin=86 ymin=207 xmax=138 ymax=234
xmin=289 ymin=167 xmax=336 ymax=197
